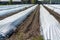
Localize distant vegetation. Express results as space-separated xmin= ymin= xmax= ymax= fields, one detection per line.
xmin=0 ymin=0 xmax=37 ymax=5
xmin=9 ymin=0 xmax=12 ymax=4
xmin=41 ymin=0 xmax=60 ymax=4
xmin=0 ymin=0 xmax=60 ymax=5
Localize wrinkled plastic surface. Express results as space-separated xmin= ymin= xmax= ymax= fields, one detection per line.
xmin=0 ymin=5 xmax=37 ymax=40
xmin=44 ymin=4 xmax=60 ymax=14
xmin=40 ymin=5 xmax=60 ymax=40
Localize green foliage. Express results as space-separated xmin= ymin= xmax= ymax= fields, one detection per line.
xmin=9 ymin=0 xmax=12 ymax=4
xmin=32 ymin=36 xmax=44 ymax=40
xmin=31 ymin=0 xmax=37 ymax=4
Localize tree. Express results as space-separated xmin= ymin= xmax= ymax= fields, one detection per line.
xmin=31 ymin=0 xmax=36 ymax=4
xmin=9 ymin=0 xmax=12 ymax=4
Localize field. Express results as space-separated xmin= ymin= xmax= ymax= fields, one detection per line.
xmin=0 ymin=4 xmax=60 ymax=40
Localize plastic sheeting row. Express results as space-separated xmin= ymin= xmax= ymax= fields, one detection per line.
xmin=0 ymin=4 xmax=33 ymax=17
xmin=0 ymin=5 xmax=37 ymax=40
xmin=40 ymin=5 xmax=60 ymax=40
xmin=44 ymin=4 xmax=60 ymax=14
xmin=0 ymin=4 xmax=33 ymax=10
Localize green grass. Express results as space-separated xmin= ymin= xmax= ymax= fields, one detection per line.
xmin=32 ymin=36 xmax=44 ymax=40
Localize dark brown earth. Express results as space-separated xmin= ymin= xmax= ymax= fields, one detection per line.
xmin=6 ymin=5 xmax=42 ymax=40
xmin=0 ymin=6 xmax=32 ymax=20
xmin=44 ymin=6 xmax=60 ymax=23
